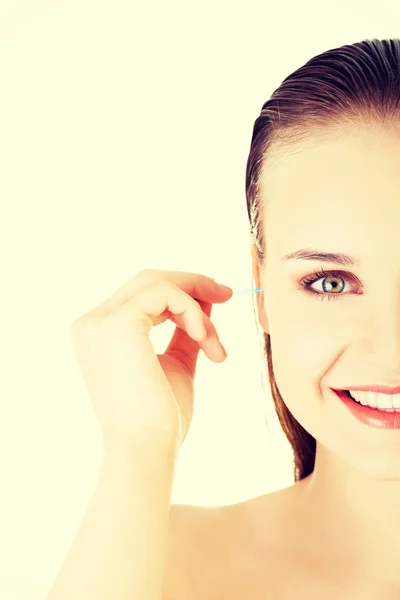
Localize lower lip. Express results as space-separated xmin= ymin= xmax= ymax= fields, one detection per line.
xmin=332 ymin=389 xmax=400 ymax=429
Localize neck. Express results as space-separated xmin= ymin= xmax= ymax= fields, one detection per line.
xmin=298 ymin=443 xmax=400 ymax=595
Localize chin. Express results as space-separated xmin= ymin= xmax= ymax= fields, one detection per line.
xmin=347 ymin=454 xmax=400 ymax=482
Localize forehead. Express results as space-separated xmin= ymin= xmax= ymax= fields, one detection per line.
xmin=259 ymin=130 xmax=400 ymax=255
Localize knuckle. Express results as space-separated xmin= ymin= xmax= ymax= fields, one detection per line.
xmin=149 ymin=279 xmax=169 ymax=296
xmin=139 ymin=268 xmax=164 ymax=279
xmin=161 ymin=279 xmax=183 ymax=297
xmin=132 ymin=268 xmax=156 ymax=284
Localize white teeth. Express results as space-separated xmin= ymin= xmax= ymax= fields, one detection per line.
xmin=349 ymin=390 xmax=400 ymax=410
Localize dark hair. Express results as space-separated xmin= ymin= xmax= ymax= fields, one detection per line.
xmin=245 ymin=38 xmax=400 ymax=483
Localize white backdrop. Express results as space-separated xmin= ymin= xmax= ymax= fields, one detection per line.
xmin=0 ymin=1 xmax=397 ymax=597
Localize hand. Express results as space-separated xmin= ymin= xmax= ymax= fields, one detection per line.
xmin=69 ymin=269 xmax=232 ymax=452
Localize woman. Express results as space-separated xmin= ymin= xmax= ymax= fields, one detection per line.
xmin=48 ymin=38 xmax=400 ymax=599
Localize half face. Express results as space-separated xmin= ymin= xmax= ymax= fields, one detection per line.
xmin=252 ymin=127 xmax=400 ymax=480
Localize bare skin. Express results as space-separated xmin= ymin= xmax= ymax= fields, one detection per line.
xmin=168 ymin=483 xmax=400 ymax=599
xmin=167 ymin=126 xmax=400 ymax=599
xmin=215 ymin=483 xmax=388 ymax=599
xmin=240 ymin=126 xmax=400 ymax=598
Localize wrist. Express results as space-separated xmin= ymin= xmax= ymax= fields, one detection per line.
xmin=102 ymin=434 xmax=180 ymax=466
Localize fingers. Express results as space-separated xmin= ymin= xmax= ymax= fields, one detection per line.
xmin=126 ymin=280 xmax=224 ymax=338
xmin=91 ymin=269 xmax=232 ymax=318
xmin=69 ymin=271 xmax=231 ymax=366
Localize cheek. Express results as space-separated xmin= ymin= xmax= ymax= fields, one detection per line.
xmin=269 ymin=317 xmax=335 ymax=428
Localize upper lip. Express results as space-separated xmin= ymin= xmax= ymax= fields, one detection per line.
xmin=335 ymin=385 xmax=400 ymax=395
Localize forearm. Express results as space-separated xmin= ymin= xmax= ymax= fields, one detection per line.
xmin=46 ymin=441 xmax=178 ymax=600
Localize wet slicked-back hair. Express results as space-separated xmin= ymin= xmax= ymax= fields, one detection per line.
xmin=245 ymin=38 xmax=400 ymax=481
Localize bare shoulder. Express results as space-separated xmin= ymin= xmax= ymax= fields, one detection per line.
xmin=162 ymin=484 xmax=305 ymax=600
xmin=162 ymin=502 xmax=223 ymax=600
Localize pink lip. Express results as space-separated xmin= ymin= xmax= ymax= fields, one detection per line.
xmin=332 ymin=389 xmax=400 ymax=429
xmin=339 ymin=385 xmax=400 ymax=395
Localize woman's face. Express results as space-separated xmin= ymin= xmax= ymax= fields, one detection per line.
xmin=253 ymin=127 xmax=400 ymax=480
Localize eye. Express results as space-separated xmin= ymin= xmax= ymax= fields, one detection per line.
xmin=298 ymin=268 xmax=359 ymax=302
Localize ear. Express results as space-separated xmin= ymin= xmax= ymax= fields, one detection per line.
xmin=250 ymin=232 xmax=270 ymax=334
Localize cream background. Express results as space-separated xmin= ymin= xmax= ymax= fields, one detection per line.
xmin=0 ymin=1 xmax=397 ymax=597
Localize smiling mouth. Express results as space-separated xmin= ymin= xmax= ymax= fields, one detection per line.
xmin=335 ymin=389 xmax=400 ymax=412
xmin=341 ymin=389 xmax=380 ymax=405
xmin=331 ymin=389 xmax=400 ymax=427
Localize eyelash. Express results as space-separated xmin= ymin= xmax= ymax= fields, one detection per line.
xmin=299 ymin=267 xmax=358 ymax=302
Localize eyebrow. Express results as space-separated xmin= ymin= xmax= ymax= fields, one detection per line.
xmin=281 ymin=248 xmax=360 ymax=268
